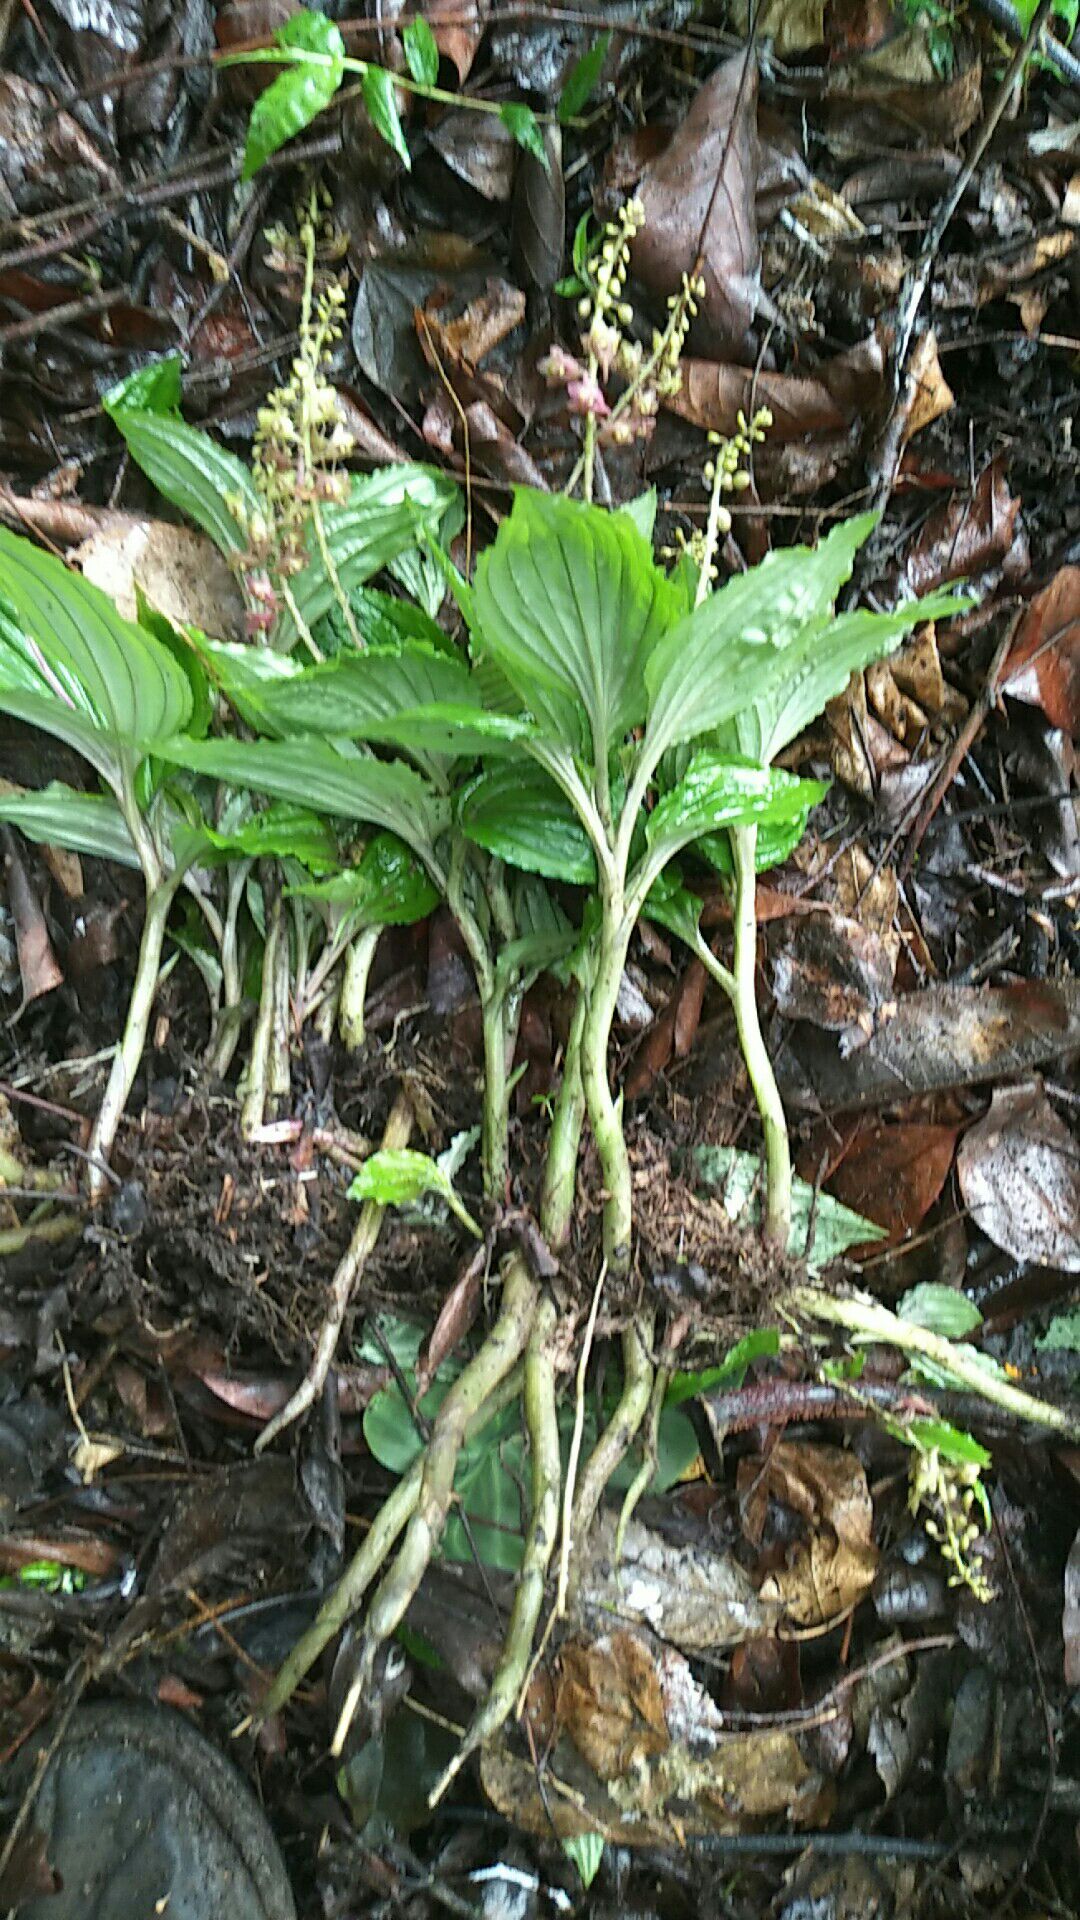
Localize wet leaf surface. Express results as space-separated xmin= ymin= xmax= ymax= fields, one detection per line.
xmin=956 ymin=1081 xmax=1080 ymax=1272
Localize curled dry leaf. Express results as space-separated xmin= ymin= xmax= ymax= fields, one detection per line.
xmin=957 ymin=1081 xmax=1080 ymax=1273
xmin=512 ymin=123 xmax=564 ymax=293
xmin=632 ymin=51 xmax=761 ymax=353
xmin=826 ymin=33 xmax=982 ymax=144
xmin=2 ymin=833 xmax=62 ymax=1007
xmin=431 ymin=110 xmax=515 ymax=201
xmin=902 ymin=330 xmax=954 ymax=444
xmin=425 ymin=0 xmax=487 ymax=82
xmin=1003 ymin=566 xmax=1080 ymax=738
xmin=557 ymin=1630 xmax=670 ymax=1779
xmin=738 ymin=1441 xmax=878 ymax=1627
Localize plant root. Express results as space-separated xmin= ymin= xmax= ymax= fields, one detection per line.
xmin=254 ymin=1089 xmax=414 ymax=1453
xmin=240 ymin=889 xmax=281 ymax=1141
xmin=329 ymin=1256 xmax=538 ymax=1755
xmin=87 ymin=875 xmax=180 ymax=1202
xmin=427 ymin=1293 xmax=560 ymax=1806
xmin=570 ymin=1313 xmax=655 ymax=1553
xmin=614 ymin=1360 xmax=668 ymax=1560
xmin=339 ymin=925 xmax=381 ymax=1050
xmin=254 ymin=1360 xmax=526 ymax=1727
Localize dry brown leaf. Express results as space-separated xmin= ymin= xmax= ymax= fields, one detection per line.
xmin=425 ymin=0 xmax=486 ymax=82
xmin=823 ymin=1118 xmax=961 ymax=1243
xmin=557 ymin=1630 xmax=670 ymax=1779
xmin=771 ymin=912 xmax=897 ymax=1036
xmin=418 ymin=278 xmax=526 ymax=374
xmin=901 ymin=458 xmax=1023 ymax=597
xmin=903 ymin=329 xmax=954 ymax=443
xmin=632 ymin=52 xmax=760 ymax=353
xmin=739 ymin=1442 xmax=878 ymax=1626
xmin=1003 ymin=567 xmax=1080 ymax=737
xmin=2 ymin=835 xmax=62 ymax=1007
xmin=734 ymin=0 xmax=823 ymax=53
xmin=957 ymin=1081 xmax=1080 ymax=1272
xmin=73 ymin=520 xmax=244 ymax=637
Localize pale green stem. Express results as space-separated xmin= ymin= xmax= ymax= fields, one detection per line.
xmin=790 ymin=1287 xmax=1080 ymax=1439
xmin=241 ymin=892 xmax=281 ymax=1140
xmin=339 ymin=924 xmax=381 ymax=1050
xmin=570 ymin=1315 xmax=654 ymax=1547
xmin=615 ymin=1361 xmax=669 ymax=1560
xmin=0 ymin=1214 xmax=83 ymax=1257
xmin=87 ymin=873 xmax=183 ymax=1202
xmin=580 ymin=898 xmax=634 ymax=1277
xmin=209 ymin=857 xmax=251 ymax=1078
xmin=731 ymin=825 xmax=791 ymax=1247
xmin=252 ymin=1357 xmax=527 ymax=1724
xmin=539 ymin=984 xmax=588 ymax=1251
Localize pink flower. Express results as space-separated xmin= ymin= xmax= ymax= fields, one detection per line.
xmin=567 ymin=375 xmax=610 ymax=418
xmin=538 ymin=344 xmax=583 ymax=386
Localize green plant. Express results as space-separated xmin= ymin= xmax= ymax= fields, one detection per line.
xmin=214 ymin=8 xmax=549 ymax=181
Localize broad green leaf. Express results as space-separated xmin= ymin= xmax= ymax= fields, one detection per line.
xmin=620 ymin=488 xmax=657 ymax=543
xmin=182 ymin=633 xmax=302 ymax=731
xmin=0 ymin=528 xmax=193 ymax=779
xmin=287 ymin=832 xmax=439 ymax=924
xmin=362 ymin=65 xmax=411 ymax=168
xmin=0 ymin=783 xmax=139 ymax=868
xmin=558 ymin=32 xmax=611 ymax=120
xmin=335 ymin=587 xmax=452 ymax=655
xmin=202 ymin=800 xmax=339 ymax=871
xmin=153 ymin=733 xmax=449 ymax=864
xmin=105 ymin=356 xmax=182 ymax=416
xmin=735 ymin=591 xmax=974 ymax=765
xmin=695 ymin=1145 xmax=885 ymax=1271
xmin=471 ymin=489 xmax=679 ymax=767
xmin=349 ymin=1148 xmax=480 ymax=1236
xmin=495 ymin=879 xmax=578 ymax=994
xmin=897 ymin=1283 xmax=983 ymax=1339
xmin=499 ymin=102 xmax=548 ymax=167
xmin=457 ymin=763 xmax=597 ymax=884
xmin=642 ymin=868 xmax=703 ymax=950
xmin=697 ymin=800 xmax=819 ymax=878
xmin=240 ymin=9 xmax=345 ymax=179
xmin=907 ymin=1418 xmax=991 ymax=1469
xmin=103 ymin=371 xmax=259 ymax=557
xmin=255 ymin=645 xmax=531 ymax=779
xmin=645 ymin=753 xmax=827 ymax=865
xmin=666 ymin=1328 xmax=781 ymax=1407
xmin=643 ymin=514 xmax=877 ymax=764
xmin=562 ymin=1833 xmax=605 ymax=1890
xmin=402 ymin=17 xmax=439 ymax=85
xmin=274 ymin=466 xmax=460 ymax=649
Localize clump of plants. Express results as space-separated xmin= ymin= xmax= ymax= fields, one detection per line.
xmin=2 ymin=179 xmax=1077 ymax=1817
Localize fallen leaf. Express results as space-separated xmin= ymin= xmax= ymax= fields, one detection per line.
xmin=902 ymin=329 xmax=954 ymax=443
xmin=826 ymin=34 xmax=981 ymax=143
xmin=73 ymin=519 xmax=244 ymax=637
xmin=574 ymin=1511 xmax=776 ymax=1652
xmin=780 ymin=980 xmax=1080 ymax=1114
xmin=426 ymin=0 xmax=486 ymax=81
xmin=739 ymin=1441 xmax=878 ymax=1626
xmin=771 ymin=913 xmax=897 ymax=1036
xmin=418 ymin=278 xmax=526 ymax=374
xmin=824 ymin=1118 xmax=961 ymax=1243
xmin=512 ymin=124 xmax=564 ymax=293
xmin=900 ymin=458 xmax=1022 ymax=597
xmin=2 ymin=833 xmax=62 ymax=1007
xmin=557 ymin=1630 xmax=669 ymax=1779
xmin=416 ymin=1256 xmax=482 ymax=1396
xmin=632 ymin=52 xmax=761 ymax=353
xmin=734 ymin=0 xmax=823 ymax=53
xmin=431 ymin=109 xmax=515 ymax=201
xmin=957 ymin=1081 xmax=1080 ymax=1273
xmin=1002 ymin=567 xmax=1080 ymax=737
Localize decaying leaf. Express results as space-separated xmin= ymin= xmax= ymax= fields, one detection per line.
xmin=771 ymin=913 xmax=897 ymax=1039
xmin=484 ymin=1625 xmax=831 ymax=1841
xmin=73 ymin=519 xmax=244 ymax=637
xmin=666 ymin=334 xmax=883 ymax=440
xmin=901 ymin=329 xmax=954 ymax=443
xmin=739 ymin=1442 xmax=878 ymax=1626
xmin=779 ymin=979 xmax=1080 ymax=1114
xmin=1003 ymin=567 xmax=1080 ymax=738
xmin=574 ymin=1511 xmax=776 ymax=1652
xmin=957 ymin=1081 xmax=1080 ymax=1273
xmin=557 ymin=1630 xmax=670 ymax=1779
xmin=632 ymin=52 xmax=761 ymax=352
